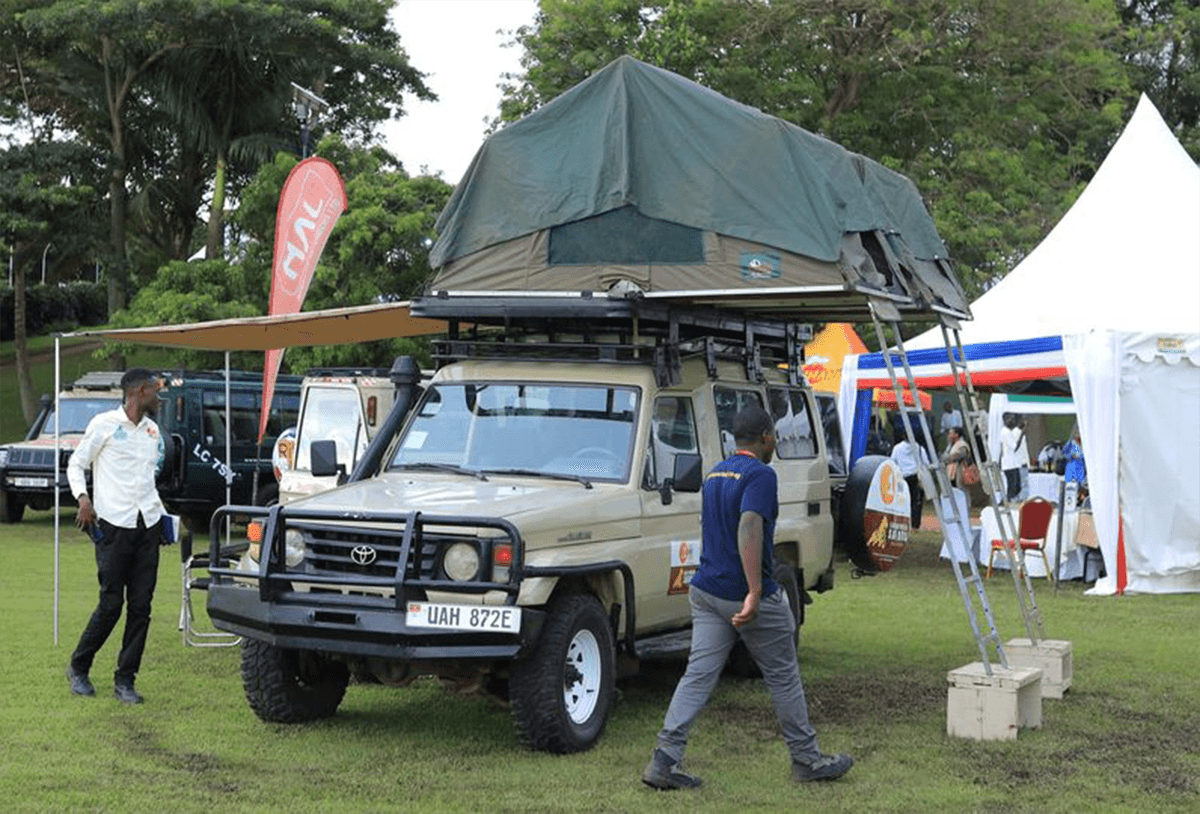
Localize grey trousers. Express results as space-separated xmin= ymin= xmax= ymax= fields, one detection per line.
xmin=655 ymin=584 xmax=821 ymax=765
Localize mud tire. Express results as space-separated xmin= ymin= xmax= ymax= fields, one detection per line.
xmin=241 ymin=639 xmax=349 ymax=723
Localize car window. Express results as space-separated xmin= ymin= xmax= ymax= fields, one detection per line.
xmin=39 ymin=398 xmax=121 ymax=435
xmin=647 ymin=396 xmax=699 ymax=486
xmin=815 ymin=393 xmax=847 ymax=476
xmin=767 ymin=386 xmax=818 ymax=460
xmin=295 ymin=387 xmax=366 ymax=471
xmin=713 ymin=387 xmax=764 ymax=458
xmin=392 ymin=383 xmax=639 ymax=482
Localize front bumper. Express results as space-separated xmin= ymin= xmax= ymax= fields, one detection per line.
xmin=207 ymin=583 xmax=545 ymax=660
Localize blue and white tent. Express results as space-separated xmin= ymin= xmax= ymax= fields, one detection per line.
xmin=839 ymin=95 xmax=1200 ymax=595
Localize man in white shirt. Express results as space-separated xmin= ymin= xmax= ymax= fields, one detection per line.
xmin=999 ymin=413 xmax=1029 ymax=502
xmin=65 ymin=369 xmax=166 ymax=704
xmin=890 ymin=419 xmax=931 ymax=528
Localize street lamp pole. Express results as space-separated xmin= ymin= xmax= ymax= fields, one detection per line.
xmin=291 ymin=83 xmax=329 ymax=159
xmin=41 ymin=242 xmax=52 ymax=285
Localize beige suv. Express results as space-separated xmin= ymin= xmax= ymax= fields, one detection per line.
xmin=205 ymin=297 xmax=907 ymax=753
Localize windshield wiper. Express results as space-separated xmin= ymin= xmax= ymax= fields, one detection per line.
xmin=395 ymin=462 xmax=488 ymax=481
xmin=479 ymin=468 xmax=593 ymax=489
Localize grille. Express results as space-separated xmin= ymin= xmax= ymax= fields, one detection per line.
xmin=297 ymin=524 xmax=449 ymax=582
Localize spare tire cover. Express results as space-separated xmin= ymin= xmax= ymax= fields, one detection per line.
xmin=840 ymin=455 xmax=911 ymax=572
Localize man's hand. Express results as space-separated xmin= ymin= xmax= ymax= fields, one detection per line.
xmin=75 ymin=495 xmax=97 ymax=531
xmin=731 ymin=591 xmax=761 ymax=627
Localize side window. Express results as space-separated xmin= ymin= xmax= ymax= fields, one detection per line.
xmin=815 ymin=394 xmax=847 ymax=476
xmin=648 ymin=396 xmax=699 ymax=486
xmin=201 ymin=391 xmax=259 ymax=444
xmin=713 ymin=387 xmax=764 ymax=458
xmin=767 ymin=387 xmax=818 ymax=460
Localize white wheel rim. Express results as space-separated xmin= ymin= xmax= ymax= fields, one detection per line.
xmin=563 ymin=628 xmax=601 ymax=725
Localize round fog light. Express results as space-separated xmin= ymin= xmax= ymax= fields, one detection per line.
xmin=443 ymin=542 xmax=480 ymax=581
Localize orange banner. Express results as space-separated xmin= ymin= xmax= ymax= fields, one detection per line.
xmin=259 ymin=157 xmax=347 ymax=442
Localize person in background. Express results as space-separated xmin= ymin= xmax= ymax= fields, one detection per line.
xmin=890 ymin=417 xmax=930 ymax=528
xmin=641 ymin=407 xmax=852 ymax=790
xmin=999 ymin=413 xmax=1029 ymax=503
xmin=940 ymin=426 xmax=970 ymax=489
xmin=939 ymin=401 xmax=963 ymax=449
xmin=65 ymin=369 xmax=167 ymax=705
xmin=1062 ymin=428 xmax=1088 ymax=505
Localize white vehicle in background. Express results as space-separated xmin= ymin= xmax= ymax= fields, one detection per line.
xmin=276 ymin=362 xmax=426 ymax=503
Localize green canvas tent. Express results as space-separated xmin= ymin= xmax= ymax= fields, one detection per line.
xmin=429 ymin=56 xmax=969 ymax=322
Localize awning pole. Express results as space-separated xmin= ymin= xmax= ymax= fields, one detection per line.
xmin=53 ymin=336 xmax=61 ymax=645
xmin=225 ymin=352 xmax=232 ymax=548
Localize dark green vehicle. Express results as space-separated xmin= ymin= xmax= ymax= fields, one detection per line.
xmin=156 ymin=370 xmax=302 ymax=530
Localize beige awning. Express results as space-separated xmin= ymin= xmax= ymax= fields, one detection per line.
xmin=60 ymin=301 xmax=448 ymax=352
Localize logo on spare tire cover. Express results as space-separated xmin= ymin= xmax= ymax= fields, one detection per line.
xmin=351 ymin=545 xmax=378 ymax=566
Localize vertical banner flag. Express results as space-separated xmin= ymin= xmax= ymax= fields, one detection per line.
xmin=258 ymin=157 xmax=347 ymax=442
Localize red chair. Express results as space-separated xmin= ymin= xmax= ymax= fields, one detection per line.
xmin=987 ymin=497 xmax=1055 ymax=578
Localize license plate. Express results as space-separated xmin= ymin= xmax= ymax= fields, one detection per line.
xmin=13 ymin=477 xmax=49 ymax=488
xmin=406 ymin=602 xmax=521 ymax=633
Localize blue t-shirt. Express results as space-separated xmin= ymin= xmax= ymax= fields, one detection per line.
xmin=690 ymin=453 xmax=779 ymax=602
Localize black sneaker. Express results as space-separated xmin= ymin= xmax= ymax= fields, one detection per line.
xmin=792 ymin=752 xmax=853 ymax=782
xmin=66 ymin=666 xmax=95 ymax=697
xmin=641 ymin=748 xmax=702 ymax=790
xmin=114 ymin=683 xmax=144 ymax=704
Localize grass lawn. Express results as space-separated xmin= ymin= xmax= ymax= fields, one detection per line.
xmin=1 ymin=511 xmax=1196 ymax=813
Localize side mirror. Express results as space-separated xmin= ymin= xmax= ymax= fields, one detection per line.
xmin=671 ymin=453 xmax=703 ymax=492
xmin=659 ymin=453 xmax=703 ymax=504
xmin=310 ymin=440 xmax=346 ymax=484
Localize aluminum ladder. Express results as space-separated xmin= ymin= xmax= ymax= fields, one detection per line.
xmin=867 ymin=300 xmax=1011 ymax=673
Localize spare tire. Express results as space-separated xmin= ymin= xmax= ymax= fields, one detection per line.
xmin=838 ymin=455 xmax=912 ymax=573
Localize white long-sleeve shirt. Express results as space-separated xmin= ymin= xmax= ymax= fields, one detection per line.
xmin=999 ymin=425 xmax=1029 ymax=471
xmin=67 ymin=407 xmax=165 ymax=529
xmin=890 ymin=440 xmax=931 ymax=477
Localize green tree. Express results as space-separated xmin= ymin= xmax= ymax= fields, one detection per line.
xmin=1119 ymin=0 xmax=1200 ymax=158
xmin=4 ymin=0 xmax=433 ymax=316
xmin=0 ymin=141 xmax=103 ymax=421
xmin=104 ymin=137 xmax=452 ymax=372
xmin=499 ymin=0 xmax=1134 ymax=296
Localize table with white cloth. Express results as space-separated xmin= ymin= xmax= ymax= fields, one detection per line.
xmin=1027 ymin=472 xmax=1062 ymax=503
xmin=937 ymin=489 xmax=983 ymax=564
xmin=980 ymin=505 xmax=1084 ymax=580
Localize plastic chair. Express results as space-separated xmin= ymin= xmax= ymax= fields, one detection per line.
xmin=987 ymin=497 xmax=1054 ymax=578
xmin=179 ymin=528 xmax=244 ymax=647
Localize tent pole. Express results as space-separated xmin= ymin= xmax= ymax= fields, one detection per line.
xmin=53 ymin=336 xmax=61 ymax=645
xmin=225 ymin=351 xmax=232 ymax=548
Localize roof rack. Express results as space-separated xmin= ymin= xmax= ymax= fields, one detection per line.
xmin=411 ymin=292 xmax=814 ymax=387
xmin=71 ymin=371 xmax=124 ymax=390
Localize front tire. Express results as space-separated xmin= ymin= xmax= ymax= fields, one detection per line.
xmin=241 ymin=639 xmax=349 ymax=723
xmin=509 ymin=593 xmax=615 ymax=753
xmin=0 ymin=490 xmax=24 ymax=524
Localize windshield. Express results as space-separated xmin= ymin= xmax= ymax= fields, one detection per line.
xmin=390 ymin=383 xmax=639 ymax=483
xmin=295 ymin=387 xmax=366 ymax=471
xmin=40 ymin=398 xmax=121 ymax=435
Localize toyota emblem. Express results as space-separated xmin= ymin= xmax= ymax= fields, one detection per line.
xmin=351 ymin=545 xmax=378 ymax=566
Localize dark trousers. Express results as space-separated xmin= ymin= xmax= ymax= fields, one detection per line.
xmin=1004 ymin=468 xmax=1021 ymax=501
xmin=70 ymin=515 xmax=161 ymax=685
xmin=904 ymin=475 xmax=924 ymax=529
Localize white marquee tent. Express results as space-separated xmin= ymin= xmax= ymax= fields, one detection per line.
xmin=840 ymin=94 xmax=1200 ymax=595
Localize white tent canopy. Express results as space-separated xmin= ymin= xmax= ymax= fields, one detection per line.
xmin=840 ymin=95 xmax=1200 ymax=595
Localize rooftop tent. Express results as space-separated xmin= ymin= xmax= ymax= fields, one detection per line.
xmin=428 ymin=56 xmax=969 ymax=322
xmin=839 ymin=95 xmax=1200 ymax=595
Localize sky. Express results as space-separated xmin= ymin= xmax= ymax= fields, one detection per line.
xmin=384 ymin=0 xmax=539 ymax=183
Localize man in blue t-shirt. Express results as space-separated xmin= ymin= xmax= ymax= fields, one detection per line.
xmin=642 ymin=407 xmax=853 ymax=789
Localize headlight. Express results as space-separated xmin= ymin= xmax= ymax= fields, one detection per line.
xmin=284 ymin=529 xmax=307 ymax=567
xmin=0 ymin=448 xmax=9 ymax=468
xmin=442 ymin=542 xmax=480 ymax=581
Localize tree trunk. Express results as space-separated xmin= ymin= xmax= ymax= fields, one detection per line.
xmin=206 ymin=151 xmax=227 ymax=259
xmin=13 ymin=261 xmax=37 ymax=425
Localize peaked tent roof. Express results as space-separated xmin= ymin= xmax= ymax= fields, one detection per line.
xmin=908 ymin=94 xmax=1199 ymax=349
